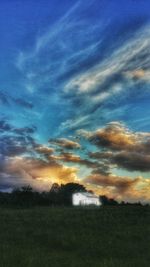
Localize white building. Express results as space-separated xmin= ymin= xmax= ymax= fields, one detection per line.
xmin=72 ymin=192 xmax=101 ymax=206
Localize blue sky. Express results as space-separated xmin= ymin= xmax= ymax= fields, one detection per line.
xmin=1 ymin=0 xmax=150 ymax=202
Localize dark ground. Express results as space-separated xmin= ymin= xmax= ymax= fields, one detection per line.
xmin=0 ymin=206 xmax=149 ymax=267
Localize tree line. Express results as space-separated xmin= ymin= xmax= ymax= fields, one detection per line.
xmin=0 ymin=183 xmax=146 ymax=207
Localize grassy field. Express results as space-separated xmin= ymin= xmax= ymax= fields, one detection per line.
xmin=0 ymin=206 xmax=149 ymax=267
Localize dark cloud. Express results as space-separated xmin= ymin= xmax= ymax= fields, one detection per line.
xmin=89 ymin=151 xmax=112 ymax=160
xmin=0 ymin=135 xmax=29 ymax=156
xmin=112 ymin=152 xmax=150 ymax=172
xmin=81 ymin=122 xmax=150 ymax=172
xmin=0 ymin=131 xmax=38 ymax=158
xmin=91 ymin=166 xmax=111 ymax=176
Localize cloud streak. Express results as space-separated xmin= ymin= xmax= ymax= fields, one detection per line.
xmin=49 ymin=137 xmax=81 ymax=149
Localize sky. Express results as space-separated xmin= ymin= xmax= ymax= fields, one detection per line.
xmin=1 ymin=0 xmax=150 ymax=203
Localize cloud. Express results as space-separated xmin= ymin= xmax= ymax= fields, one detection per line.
xmin=35 ymin=145 xmax=54 ymax=155
xmin=16 ymin=0 xmax=104 ymax=95
xmin=85 ymin=173 xmax=140 ymax=193
xmin=124 ymin=69 xmax=150 ymax=82
xmin=0 ymin=90 xmax=34 ymax=110
xmin=0 ymin=130 xmax=38 ymax=158
xmin=49 ymin=152 xmax=99 ymax=169
xmin=84 ymin=171 xmax=150 ymax=203
xmin=1 ymin=123 xmax=150 ymax=202
xmin=80 ymin=122 xmax=150 ymax=173
xmin=89 ymin=151 xmax=113 ymax=160
xmin=64 ymin=24 xmax=150 ymax=99
xmin=80 ymin=121 xmax=150 ymax=152
xmin=34 ymin=145 xmax=55 ymax=160
xmin=0 ymin=119 xmax=36 ymax=136
xmin=1 ymin=156 xmax=79 ymax=191
xmin=57 ymin=23 xmax=150 ymax=135
xmin=88 ymin=122 xmax=136 ymax=151
xmin=0 ymin=135 xmax=29 ymax=157
xmin=13 ymin=1 xmax=150 ymax=142
xmin=13 ymin=126 xmax=36 ymax=135
xmin=111 ymin=152 xmax=150 ymax=172
xmin=59 ymin=115 xmax=91 ymax=133
xmin=49 ymin=137 xmax=81 ymax=149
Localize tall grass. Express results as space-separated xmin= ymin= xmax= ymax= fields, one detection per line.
xmin=0 ymin=206 xmax=149 ymax=267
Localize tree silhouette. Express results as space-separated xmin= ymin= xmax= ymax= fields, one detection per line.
xmin=100 ymin=195 xmax=118 ymax=205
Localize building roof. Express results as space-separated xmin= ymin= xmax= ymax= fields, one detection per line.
xmin=73 ymin=192 xmax=99 ymax=198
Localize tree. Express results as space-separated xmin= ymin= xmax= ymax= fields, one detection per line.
xmin=48 ymin=183 xmax=61 ymax=205
xmin=50 ymin=183 xmax=60 ymax=193
xmin=12 ymin=185 xmax=34 ymax=206
xmin=100 ymin=195 xmax=118 ymax=205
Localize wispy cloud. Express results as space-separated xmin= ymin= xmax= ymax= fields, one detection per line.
xmin=64 ymin=25 xmax=150 ymax=99
xmin=49 ymin=137 xmax=81 ymax=149
xmin=14 ymin=1 xmax=150 ymax=138
xmin=15 ymin=1 xmax=108 ymax=97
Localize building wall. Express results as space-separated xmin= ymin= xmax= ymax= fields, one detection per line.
xmin=72 ymin=193 xmax=101 ymax=206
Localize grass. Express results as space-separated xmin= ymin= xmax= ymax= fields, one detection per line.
xmin=0 ymin=206 xmax=149 ymax=267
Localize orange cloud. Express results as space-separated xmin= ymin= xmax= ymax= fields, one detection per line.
xmin=84 ymin=172 xmax=150 ymax=204
xmin=79 ymin=122 xmax=150 ymax=172
xmin=85 ymin=173 xmax=139 ymax=193
xmin=124 ymin=69 xmax=150 ymax=82
xmin=79 ymin=122 xmax=150 ymax=152
xmin=49 ymin=152 xmax=99 ymax=168
xmin=4 ymin=156 xmax=79 ymax=191
xmin=35 ymin=145 xmax=54 ymax=155
xmin=88 ymin=122 xmax=138 ymax=150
